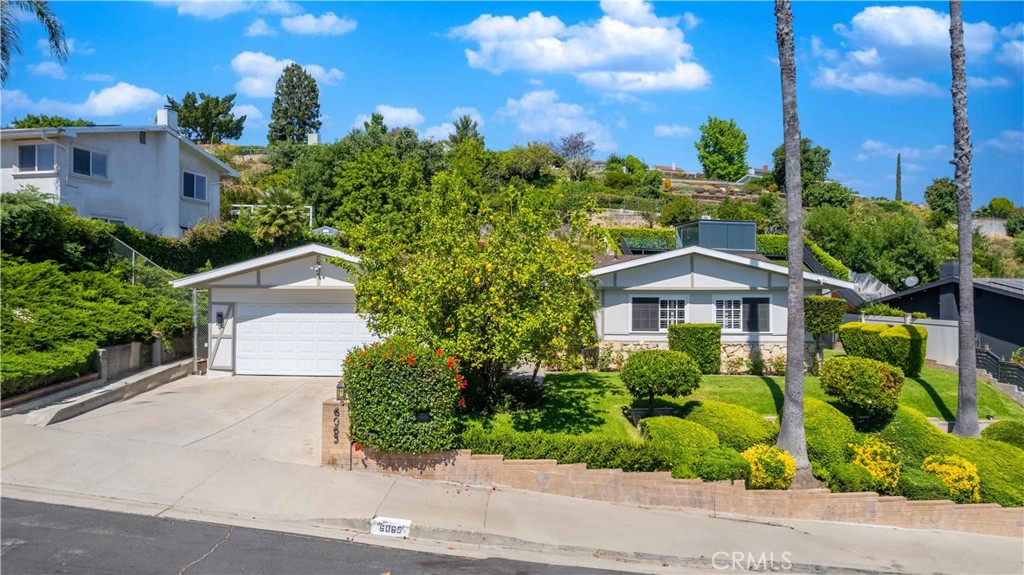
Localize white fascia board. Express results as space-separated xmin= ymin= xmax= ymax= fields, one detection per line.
xmin=171 ymin=244 xmax=359 ymax=288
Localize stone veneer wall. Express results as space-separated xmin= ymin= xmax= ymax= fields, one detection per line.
xmin=601 ymin=341 xmax=815 ymax=373
xmin=322 ymin=399 xmax=1022 ymax=538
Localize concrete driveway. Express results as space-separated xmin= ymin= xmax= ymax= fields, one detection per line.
xmin=48 ymin=375 xmax=335 ymax=466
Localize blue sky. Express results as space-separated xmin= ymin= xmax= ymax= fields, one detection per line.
xmin=3 ymin=1 xmax=1022 ymax=207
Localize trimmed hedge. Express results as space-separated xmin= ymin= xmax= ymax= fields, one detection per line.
xmin=621 ymin=350 xmax=701 ymax=414
xmin=981 ymin=420 xmax=1024 ymax=449
xmin=0 ymin=339 xmax=96 ymax=397
xmin=804 ymin=397 xmax=857 ymax=472
xmin=828 ymin=463 xmax=874 ymax=493
xmin=820 ymin=356 xmax=905 ymax=417
xmin=667 ymin=324 xmax=722 ymax=374
xmin=755 ymin=235 xmax=850 ymax=279
xmin=640 ymin=417 xmax=719 ymax=478
xmin=856 ymin=301 xmax=928 ymax=319
xmin=896 ymin=468 xmax=949 ymax=501
xmin=460 ymin=427 xmax=673 ymax=472
xmin=344 ymin=338 xmax=462 ymax=453
xmin=694 ymin=447 xmax=750 ymax=482
xmin=838 ymin=322 xmax=928 ymax=377
xmin=680 ymin=400 xmax=778 ymax=452
xmin=604 ymin=227 xmax=675 ymax=254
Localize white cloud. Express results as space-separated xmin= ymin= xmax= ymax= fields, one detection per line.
xmin=450 ymin=106 xmax=484 ymax=126
xmin=968 ymin=76 xmax=1013 ymax=89
xmin=281 ymin=12 xmax=357 ymax=36
xmin=682 ymin=12 xmax=700 ymax=31
xmin=423 ymin=123 xmax=455 ymax=141
xmin=37 ymin=38 xmax=93 ymax=56
xmin=1002 ymin=23 xmax=1024 ymax=39
xmin=230 ymin=51 xmax=344 ymax=97
xmin=158 ymin=0 xmax=301 ymax=19
xmin=233 ymin=103 xmax=265 ymax=130
xmin=814 ymin=67 xmax=941 ymax=96
xmin=83 ymin=73 xmax=114 ymax=82
xmin=499 ymin=90 xmax=615 ymax=151
xmin=1 ymin=82 xmax=162 ymax=117
xmin=811 ymin=36 xmax=838 ymax=61
xmin=996 ymin=40 xmax=1024 ymax=69
xmin=450 ymin=1 xmax=710 ymax=94
xmin=353 ymin=105 xmax=425 ymax=129
xmin=245 ymin=18 xmax=276 ymax=36
xmin=28 ymin=61 xmax=66 ymax=80
xmin=835 ymin=6 xmax=998 ymax=56
xmin=653 ymin=124 xmax=693 ymax=138
xmin=981 ymin=130 xmax=1024 ymax=154
xmin=848 ymin=48 xmax=880 ymax=67
xmin=854 ymin=139 xmax=948 ymax=161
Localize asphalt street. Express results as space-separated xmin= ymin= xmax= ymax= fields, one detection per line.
xmin=0 ymin=498 xmax=633 ymax=575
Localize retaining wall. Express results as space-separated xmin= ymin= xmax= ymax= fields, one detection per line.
xmin=322 ymin=399 xmax=1023 ymax=538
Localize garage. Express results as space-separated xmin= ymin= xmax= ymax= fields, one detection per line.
xmin=171 ymin=244 xmax=375 ymax=378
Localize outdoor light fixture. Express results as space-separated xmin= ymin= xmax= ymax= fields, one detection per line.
xmin=215 ymin=312 xmax=224 ymax=329
xmin=336 ymin=381 xmax=347 ymax=402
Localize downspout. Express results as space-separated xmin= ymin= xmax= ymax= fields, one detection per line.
xmin=38 ymin=130 xmax=69 ymax=206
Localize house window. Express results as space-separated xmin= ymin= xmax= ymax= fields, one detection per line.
xmin=715 ymin=297 xmax=770 ymax=333
xmin=92 ymin=216 xmax=126 ymax=226
xmin=72 ymin=147 xmax=108 ymax=179
xmin=659 ymin=299 xmax=686 ymax=329
xmin=632 ymin=297 xmax=686 ymax=332
xmin=17 ymin=144 xmax=55 ymax=172
xmin=183 ymin=172 xmax=207 ymax=201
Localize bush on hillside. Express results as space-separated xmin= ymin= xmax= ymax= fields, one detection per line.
xmin=640 ymin=417 xmax=719 ymax=478
xmin=828 ymin=463 xmax=874 ymax=493
xmin=680 ymin=400 xmax=778 ymax=452
xmin=694 ymin=447 xmax=750 ymax=482
xmin=981 ymin=420 xmax=1024 ymax=450
xmin=819 ymin=356 xmax=905 ymax=418
xmin=460 ymin=427 xmax=672 ymax=472
xmin=851 ymin=436 xmax=902 ymax=493
xmin=838 ymin=322 xmax=928 ymax=377
xmin=344 ymin=338 xmax=463 ymax=453
xmin=603 ymin=227 xmax=675 ymax=255
xmin=755 ymin=234 xmax=850 ymax=279
xmin=804 ymin=397 xmax=857 ymax=473
xmin=0 ymin=339 xmax=96 ymax=397
xmin=621 ymin=350 xmax=701 ymax=415
xmin=1 ymin=188 xmax=114 ymax=271
xmin=741 ymin=444 xmax=796 ymax=490
xmin=667 ymin=324 xmax=722 ymax=374
xmin=922 ymin=454 xmax=981 ymax=503
xmin=896 ymin=468 xmax=949 ymax=501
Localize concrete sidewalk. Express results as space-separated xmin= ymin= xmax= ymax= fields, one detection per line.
xmin=2 ymin=417 xmax=1021 ymax=574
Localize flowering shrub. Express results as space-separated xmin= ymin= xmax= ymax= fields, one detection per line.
xmin=343 ymin=338 xmax=463 ymax=453
xmin=740 ymin=444 xmax=796 ymax=490
xmin=851 ymin=437 xmax=902 ymax=493
xmin=921 ymin=454 xmax=981 ymax=503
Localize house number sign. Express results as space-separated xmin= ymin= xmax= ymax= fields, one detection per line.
xmin=370 ymin=516 xmax=412 ymax=538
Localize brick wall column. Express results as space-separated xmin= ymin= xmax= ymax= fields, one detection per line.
xmin=322 ymin=399 xmax=362 ymax=467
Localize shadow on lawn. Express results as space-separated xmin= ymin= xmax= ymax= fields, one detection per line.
xmin=509 ymin=373 xmax=621 ymax=435
xmin=911 ymin=377 xmax=956 ymax=421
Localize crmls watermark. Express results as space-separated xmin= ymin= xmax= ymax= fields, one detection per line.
xmin=711 ymin=551 xmax=793 ymax=571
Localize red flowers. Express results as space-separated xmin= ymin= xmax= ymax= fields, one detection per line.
xmin=456 ymin=373 xmax=467 ymax=390
xmin=458 ymin=398 xmax=466 ymax=406
xmin=447 ymin=358 xmax=455 ymax=369
xmin=436 ymin=348 xmax=444 ymax=356
xmin=407 ymin=356 xmax=415 ymax=365
xmin=354 ymin=443 xmax=361 ymax=451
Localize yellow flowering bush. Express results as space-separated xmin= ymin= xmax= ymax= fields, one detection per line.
xmin=921 ymin=455 xmax=981 ymax=503
xmin=741 ymin=444 xmax=796 ymax=490
xmin=851 ymin=437 xmax=902 ymax=492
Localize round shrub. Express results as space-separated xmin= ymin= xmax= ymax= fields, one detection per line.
xmin=981 ymin=420 xmax=1024 ymax=450
xmin=667 ymin=324 xmax=722 ymax=374
xmin=741 ymin=444 xmax=796 ymax=490
xmin=681 ymin=400 xmax=778 ymax=452
xmin=621 ymin=350 xmax=701 ymax=414
xmin=344 ymin=338 xmax=462 ymax=453
xmin=922 ymin=454 xmax=981 ymax=504
xmin=828 ymin=463 xmax=874 ymax=493
xmin=694 ymin=447 xmax=750 ymax=482
xmin=851 ymin=436 xmax=902 ymax=493
xmin=640 ymin=417 xmax=719 ymax=478
xmin=819 ymin=356 xmax=904 ymax=418
xmin=804 ymin=397 xmax=857 ymax=472
xmin=896 ymin=468 xmax=949 ymax=501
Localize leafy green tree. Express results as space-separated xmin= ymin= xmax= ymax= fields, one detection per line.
xmin=448 ymin=114 xmax=483 ymax=147
xmin=694 ymin=116 xmax=749 ymax=182
xmin=351 ymin=172 xmax=598 ymax=399
xmin=330 ymin=146 xmax=425 ymax=234
xmin=659 ymin=196 xmax=702 ymax=226
xmin=924 ymin=177 xmax=957 ymax=221
xmin=8 ymin=114 xmax=93 ymax=128
xmin=1006 ymin=210 xmax=1024 ymax=238
xmin=757 ymin=192 xmax=786 ymax=234
xmin=167 ymin=92 xmax=246 ymax=144
xmin=550 ymin=132 xmax=595 ymax=182
xmin=983 ymin=197 xmax=1014 ymax=217
xmin=498 ymin=143 xmax=558 ymax=184
xmin=255 ymin=189 xmax=306 ymax=250
xmin=804 ymin=181 xmax=854 ymax=209
xmin=804 ymin=296 xmax=847 ymax=374
xmin=771 ymin=138 xmax=831 ymax=191
xmin=895 ymin=153 xmax=902 ymax=201
xmin=267 ymin=63 xmax=322 ymax=144
xmin=716 ymin=197 xmax=764 ymax=229
xmin=1 ymin=0 xmax=67 ymax=84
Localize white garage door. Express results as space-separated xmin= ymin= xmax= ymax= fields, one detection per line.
xmin=235 ymin=303 xmax=375 ymax=376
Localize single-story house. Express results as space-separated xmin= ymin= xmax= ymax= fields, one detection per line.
xmin=589 ymin=229 xmax=855 ymax=364
xmin=171 ymin=244 xmax=375 ymax=377
xmin=874 ymin=263 xmax=1024 ymax=359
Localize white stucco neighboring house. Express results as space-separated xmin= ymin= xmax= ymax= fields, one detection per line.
xmin=589 ymin=245 xmax=855 ymax=364
xmin=1 ymin=108 xmax=238 ymax=237
xmin=172 ymin=244 xmax=376 ymax=378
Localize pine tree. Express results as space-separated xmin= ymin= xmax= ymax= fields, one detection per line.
xmin=267 ymin=64 xmax=322 ymax=144
xmin=895 ymin=153 xmax=902 ymax=201
xmin=167 ymin=92 xmax=246 ymax=144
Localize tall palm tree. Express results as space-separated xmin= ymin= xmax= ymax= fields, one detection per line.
xmin=256 ymin=189 xmax=306 ymax=252
xmin=949 ymin=1 xmax=979 ymax=438
xmin=774 ymin=0 xmax=812 ymax=483
xmin=1 ymin=0 xmax=68 ymax=85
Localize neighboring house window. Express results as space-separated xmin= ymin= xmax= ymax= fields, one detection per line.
xmin=632 ymin=297 xmax=687 ymax=332
xmin=183 ymin=172 xmax=207 ymax=201
xmin=92 ymin=216 xmax=126 ymax=226
xmin=72 ymin=147 xmax=108 ymax=179
xmin=17 ymin=144 xmax=55 ymax=172
xmin=715 ymin=297 xmax=770 ymax=333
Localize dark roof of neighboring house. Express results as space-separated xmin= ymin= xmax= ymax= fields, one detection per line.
xmin=877 ymin=276 xmax=1024 ymax=303
xmin=593 ymin=253 xmax=651 ymax=269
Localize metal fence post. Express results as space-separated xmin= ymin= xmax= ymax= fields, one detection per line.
xmin=192 ymin=288 xmax=198 ymax=375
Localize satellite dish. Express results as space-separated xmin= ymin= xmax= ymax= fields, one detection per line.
xmin=904 ymin=276 xmax=919 ymax=287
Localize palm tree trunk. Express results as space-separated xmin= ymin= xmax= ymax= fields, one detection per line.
xmin=774 ymin=0 xmax=812 ymax=483
xmin=949 ymin=1 xmax=979 ymax=438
